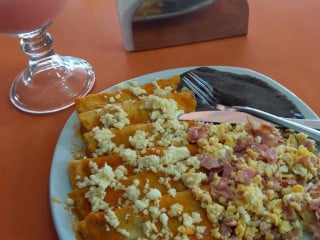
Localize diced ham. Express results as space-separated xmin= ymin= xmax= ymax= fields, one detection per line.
xmin=222 ymin=216 xmax=237 ymax=227
xmin=304 ymin=139 xmax=315 ymax=151
xmin=282 ymin=205 xmax=297 ymax=220
xmin=280 ymin=178 xmax=297 ymax=187
xmin=235 ymin=167 xmax=257 ymax=184
xmin=309 ymin=198 xmax=320 ymax=210
xmin=270 ymin=229 xmax=281 ymax=239
xmin=251 ymin=144 xmax=278 ymax=163
xmin=220 ymin=224 xmax=232 ymax=237
xmin=298 ymin=155 xmax=312 ymax=169
xmin=260 ymin=147 xmax=278 ymax=163
xmin=223 ymin=162 xmax=234 ymax=179
xmin=296 ymin=175 xmax=306 ymax=186
xmin=188 ymin=126 xmax=208 ymax=143
xmin=246 ymin=121 xmax=283 ymax=147
xmin=199 ymin=154 xmax=222 ymax=170
xmin=210 ymin=177 xmax=234 ymax=199
xmin=234 ymin=137 xmax=250 ymax=152
xmin=250 ymin=143 xmax=268 ymax=152
xmin=309 ymin=184 xmax=320 ymax=198
xmin=198 ymin=153 xmax=236 ymax=182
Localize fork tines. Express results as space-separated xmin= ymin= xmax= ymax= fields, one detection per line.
xmin=182 ymin=71 xmax=217 ymax=106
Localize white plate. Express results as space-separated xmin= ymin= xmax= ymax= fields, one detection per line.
xmin=49 ymin=66 xmax=318 ymax=240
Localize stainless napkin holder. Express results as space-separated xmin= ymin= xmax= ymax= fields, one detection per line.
xmin=116 ymin=0 xmax=249 ymax=51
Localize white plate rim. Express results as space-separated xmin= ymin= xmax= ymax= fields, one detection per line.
xmin=49 ymin=66 xmax=318 ymax=240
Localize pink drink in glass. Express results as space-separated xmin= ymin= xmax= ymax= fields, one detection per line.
xmin=0 ymin=0 xmax=66 ymax=34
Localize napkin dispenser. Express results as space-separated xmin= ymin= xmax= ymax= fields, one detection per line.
xmin=116 ymin=0 xmax=249 ymax=51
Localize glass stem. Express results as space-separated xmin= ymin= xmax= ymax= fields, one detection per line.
xmin=10 ymin=24 xmax=95 ymax=114
xmin=16 ymin=25 xmax=55 ymax=65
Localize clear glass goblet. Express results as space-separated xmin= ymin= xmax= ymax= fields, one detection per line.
xmin=1 ymin=0 xmax=95 ymax=114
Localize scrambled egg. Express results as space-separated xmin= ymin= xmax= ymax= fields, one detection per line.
xmin=195 ymin=121 xmax=320 ymax=239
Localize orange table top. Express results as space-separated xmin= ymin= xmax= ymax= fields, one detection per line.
xmin=0 ymin=0 xmax=319 ymax=239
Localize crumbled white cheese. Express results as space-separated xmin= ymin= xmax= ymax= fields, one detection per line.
xmin=155 ymin=119 xmax=189 ymax=146
xmin=168 ymin=203 xmax=184 ymax=217
xmin=152 ymin=81 xmax=173 ymax=97
xmin=137 ymin=155 xmax=160 ymax=172
xmin=131 ymin=86 xmax=147 ymax=96
xmin=100 ymin=105 xmax=130 ymax=129
xmin=142 ymin=95 xmax=182 ymax=121
xmin=161 ymin=146 xmax=190 ymax=165
xmin=143 ymin=179 xmax=150 ymax=194
xmin=191 ymin=212 xmax=202 ymax=224
xmin=183 ymin=214 xmax=193 ymax=229
xmin=149 ymin=206 xmax=161 ymax=220
xmin=66 ymin=197 xmax=74 ymax=206
xmin=109 ymin=97 xmax=115 ymax=103
xmin=160 ymin=213 xmax=169 ymax=228
xmin=142 ymin=220 xmax=158 ymax=238
xmin=124 ymin=184 xmax=141 ymax=202
xmin=77 ymin=162 xmax=117 ymax=211
xmin=129 ymin=130 xmax=150 ymax=149
xmin=196 ymin=226 xmax=206 ymax=239
xmin=114 ymin=165 xmax=128 ymax=180
xmin=146 ymin=188 xmax=162 ymax=201
xmin=168 ymin=188 xmax=177 ymax=198
xmin=117 ymin=228 xmax=130 ymax=237
xmin=181 ymin=172 xmax=208 ymax=188
xmin=104 ymin=209 xmax=120 ymax=228
xmin=119 ymin=148 xmax=138 ymax=166
xmin=184 ymin=156 xmax=201 ymax=170
xmin=134 ymin=199 xmax=150 ymax=212
xmin=154 ymin=86 xmax=173 ymax=97
xmin=92 ymin=127 xmax=116 ymax=157
xmin=206 ymin=203 xmax=224 ymax=224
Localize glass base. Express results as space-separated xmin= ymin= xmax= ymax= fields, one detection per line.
xmin=10 ymin=55 xmax=95 ymax=114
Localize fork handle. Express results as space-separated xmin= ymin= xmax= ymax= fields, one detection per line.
xmin=234 ymin=106 xmax=320 ymax=142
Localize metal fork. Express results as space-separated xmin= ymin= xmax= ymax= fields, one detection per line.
xmin=182 ymin=71 xmax=320 ymax=142
xmin=182 ymin=71 xmax=234 ymax=111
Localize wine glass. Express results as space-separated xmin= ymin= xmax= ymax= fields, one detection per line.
xmin=0 ymin=0 xmax=95 ymax=114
